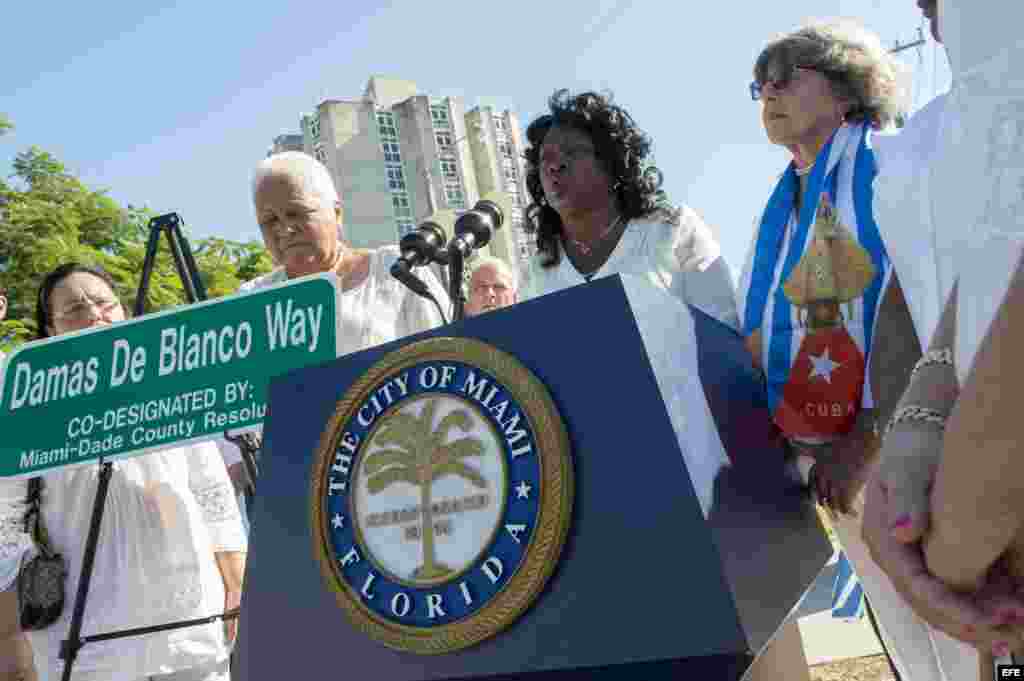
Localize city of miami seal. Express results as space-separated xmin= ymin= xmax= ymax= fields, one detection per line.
xmin=311 ymin=337 xmax=573 ymax=654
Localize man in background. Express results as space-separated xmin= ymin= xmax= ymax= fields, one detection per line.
xmin=465 ymin=256 xmax=518 ymax=317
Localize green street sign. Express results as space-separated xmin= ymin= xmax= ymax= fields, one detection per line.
xmin=0 ymin=273 xmax=338 ymax=478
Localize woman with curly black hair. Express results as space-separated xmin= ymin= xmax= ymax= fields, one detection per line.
xmin=519 ymin=89 xmax=738 ymax=330
xmin=518 ymin=89 xmax=738 ymax=525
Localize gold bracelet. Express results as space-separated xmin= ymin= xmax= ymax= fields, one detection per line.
xmin=884 ymin=405 xmax=948 ymax=437
xmin=910 ymin=348 xmax=954 ymax=379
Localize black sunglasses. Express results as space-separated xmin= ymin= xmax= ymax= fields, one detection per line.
xmin=750 ymin=65 xmax=827 ymax=101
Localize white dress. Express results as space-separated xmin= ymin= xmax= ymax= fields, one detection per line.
xmin=223 ymin=246 xmax=448 ymax=448
xmin=870 ymin=2 xmax=1024 ymax=677
xmin=238 ymin=245 xmax=448 ymax=357
xmin=0 ymin=442 xmax=246 ymax=681
xmin=520 ymin=208 xmax=737 ymax=516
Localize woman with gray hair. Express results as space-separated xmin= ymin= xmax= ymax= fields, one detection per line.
xmin=244 ymin=151 xmax=448 ymax=344
xmin=735 ymin=18 xmax=939 ymax=679
xmin=219 ymin=152 xmax=449 ymax=522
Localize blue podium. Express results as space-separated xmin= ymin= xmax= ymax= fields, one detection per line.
xmin=233 ymin=275 xmax=829 ymax=680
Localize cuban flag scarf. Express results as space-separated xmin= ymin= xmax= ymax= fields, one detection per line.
xmin=738 ymin=123 xmax=889 ymax=441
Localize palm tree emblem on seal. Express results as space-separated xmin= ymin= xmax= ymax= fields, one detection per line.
xmin=363 ymin=398 xmax=487 ymax=582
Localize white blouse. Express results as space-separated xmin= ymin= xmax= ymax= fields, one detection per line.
xmin=239 ymin=245 xmax=448 ymax=355
xmin=0 ymin=442 xmax=246 ymax=681
xmin=518 ymin=208 xmax=736 ymax=516
xmin=521 ymin=207 xmax=739 ymax=330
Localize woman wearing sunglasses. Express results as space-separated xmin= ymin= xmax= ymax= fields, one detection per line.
xmin=734 ymin=19 xmax=949 ymax=679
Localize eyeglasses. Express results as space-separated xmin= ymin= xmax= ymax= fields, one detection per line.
xmin=750 ymin=65 xmax=825 ymax=101
xmin=54 ymin=298 xmax=121 ymax=322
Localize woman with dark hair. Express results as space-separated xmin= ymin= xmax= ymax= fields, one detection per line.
xmin=0 ymin=263 xmax=246 ymax=681
xmin=520 ymin=89 xmax=738 ymax=329
xmin=519 ymin=89 xmax=737 ymax=523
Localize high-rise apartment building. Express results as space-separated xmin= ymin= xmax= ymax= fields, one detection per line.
xmin=266 ymin=133 xmax=304 ymax=157
xmin=273 ymin=76 xmax=533 ymax=276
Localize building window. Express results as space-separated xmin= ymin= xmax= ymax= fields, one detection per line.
xmin=440 ymin=159 xmax=458 ymax=179
xmin=396 ymin=220 xmax=416 ymax=238
xmin=435 ymin=131 xmax=454 ymax=153
xmin=385 ymin=164 xmax=406 ymax=191
xmin=377 ymin=112 xmax=398 ymax=140
xmin=392 ymin=193 xmax=412 ymax=218
xmin=382 ymin=141 xmax=402 ymax=163
xmin=310 ymin=115 xmax=321 ymax=141
xmin=430 ymin=105 xmax=450 ymax=128
xmin=444 ymin=184 xmax=465 ymax=207
xmin=493 ymin=118 xmax=505 ymax=131
xmin=497 ymin=141 xmax=515 ymax=158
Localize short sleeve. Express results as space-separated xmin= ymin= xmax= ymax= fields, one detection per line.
xmin=735 ymin=210 xmax=770 ymax=337
xmin=672 ymin=205 xmax=723 ymax=273
xmin=660 ymin=207 xmax=740 ymax=330
xmin=0 ymin=478 xmax=33 ymax=592
xmin=186 ymin=442 xmax=247 ymax=554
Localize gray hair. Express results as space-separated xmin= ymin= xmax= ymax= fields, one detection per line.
xmin=754 ymin=19 xmax=907 ymax=129
xmin=470 ymin=255 xmax=519 ymax=292
xmin=252 ymin=151 xmax=344 ymax=241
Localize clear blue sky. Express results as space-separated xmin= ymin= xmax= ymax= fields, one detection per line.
xmin=0 ymin=1 xmax=949 ymax=280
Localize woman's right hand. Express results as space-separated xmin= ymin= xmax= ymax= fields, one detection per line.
xmin=0 ymin=632 xmax=37 ymax=681
xmin=868 ymin=424 xmax=944 ymax=543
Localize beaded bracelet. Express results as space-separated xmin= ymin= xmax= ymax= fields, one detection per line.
xmin=910 ymin=348 xmax=954 ymax=379
xmin=884 ymin=405 xmax=948 ymax=437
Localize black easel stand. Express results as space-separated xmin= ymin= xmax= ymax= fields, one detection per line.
xmin=59 ymin=213 xmax=243 ymax=680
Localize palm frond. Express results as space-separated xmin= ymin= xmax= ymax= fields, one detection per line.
xmin=430 ymin=460 xmax=487 ymax=488
xmin=367 ymin=466 xmax=420 ymax=494
xmin=434 ymin=409 xmax=473 ymax=445
xmin=418 ymin=398 xmax=440 ymax=435
xmin=433 ymin=438 xmax=485 ymax=468
xmin=375 ymin=414 xmax=423 ymax=454
xmin=363 ymin=447 xmax=418 ymax=476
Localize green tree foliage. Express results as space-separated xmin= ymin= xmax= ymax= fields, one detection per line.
xmin=0 ymin=142 xmax=272 ymax=351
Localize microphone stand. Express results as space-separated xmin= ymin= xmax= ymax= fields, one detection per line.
xmin=394 ymin=200 xmax=503 ymax=324
xmin=60 ymin=213 xmax=242 ymax=681
xmin=449 ymin=247 xmax=467 ymax=323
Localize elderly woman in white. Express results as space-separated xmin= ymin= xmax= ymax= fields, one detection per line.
xmin=243 ymin=151 xmax=447 ymax=343
xmin=218 ymin=152 xmax=449 ymax=503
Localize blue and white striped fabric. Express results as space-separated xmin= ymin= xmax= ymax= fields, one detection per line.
xmin=830 ymin=550 xmax=865 ymax=619
xmin=736 ymin=123 xmax=891 ymax=432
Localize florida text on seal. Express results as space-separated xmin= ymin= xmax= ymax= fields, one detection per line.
xmin=310 ymin=337 xmax=573 ymax=654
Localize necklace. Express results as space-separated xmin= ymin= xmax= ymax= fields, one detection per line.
xmin=795 ymin=162 xmax=814 ymax=177
xmin=568 ymin=215 xmax=624 ymax=256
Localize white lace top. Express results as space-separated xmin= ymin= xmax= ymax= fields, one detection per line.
xmin=0 ymin=441 xmax=246 ymax=681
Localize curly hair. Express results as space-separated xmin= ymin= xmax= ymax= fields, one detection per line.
xmin=35 ymin=262 xmax=124 ymax=339
xmin=523 ymin=90 xmax=670 ymax=268
xmin=754 ymin=19 xmax=907 ymax=130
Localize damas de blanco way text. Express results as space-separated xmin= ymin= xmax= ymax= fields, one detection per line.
xmin=6 ymin=298 xmax=323 ymax=411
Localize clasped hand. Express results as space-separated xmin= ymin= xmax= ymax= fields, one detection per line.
xmin=862 ymin=425 xmax=1024 ymax=657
